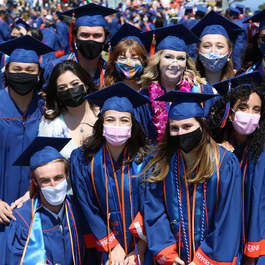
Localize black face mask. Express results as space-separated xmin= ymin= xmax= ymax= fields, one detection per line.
xmin=75 ymin=39 xmax=105 ymax=59
xmin=57 ymin=84 xmax=86 ymax=107
xmin=7 ymin=72 xmax=39 ymax=96
xmin=169 ymin=127 xmax=203 ymax=153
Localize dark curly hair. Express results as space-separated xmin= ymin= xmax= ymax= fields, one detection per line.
xmin=43 ymin=60 xmax=97 ymax=120
xmin=82 ymin=112 xmax=148 ymax=163
xmin=237 ymin=33 xmax=262 ymax=75
xmin=208 ymin=84 xmax=265 ymax=162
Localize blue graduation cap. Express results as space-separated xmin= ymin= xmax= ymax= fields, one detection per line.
xmin=106 ymin=23 xmax=153 ymax=52
xmin=11 ymin=18 xmax=31 ymax=30
xmin=213 ymin=71 xmax=263 ymax=96
xmin=191 ymin=10 xmax=243 ymax=41
xmin=13 ymin=137 xmax=71 ymax=170
xmin=85 ymin=81 xmax=151 ymax=113
xmin=59 ymin=3 xmax=117 ymax=27
xmin=0 ymin=35 xmax=54 ymax=64
xmin=244 ymin=9 xmax=265 ymax=30
xmin=196 ymin=5 xmax=207 ymax=16
xmin=229 ymin=7 xmax=241 ymax=18
xmin=156 ymin=91 xmax=216 ymax=120
xmin=236 ymin=4 xmax=245 ymax=13
xmin=152 ymin=24 xmax=200 ymax=52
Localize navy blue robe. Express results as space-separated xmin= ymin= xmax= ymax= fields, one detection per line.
xmin=70 ymin=143 xmax=152 ymax=264
xmin=234 ymin=145 xmax=265 ymax=261
xmin=0 ymin=89 xmax=42 ymax=205
xmin=143 ymin=146 xmax=242 ymax=264
xmin=2 ymin=195 xmax=83 ymax=264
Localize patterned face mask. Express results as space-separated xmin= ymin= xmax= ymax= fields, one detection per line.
xmin=115 ymin=60 xmax=143 ymax=80
xmin=199 ymin=52 xmax=229 ymax=72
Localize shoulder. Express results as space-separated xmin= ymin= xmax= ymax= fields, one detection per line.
xmin=12 ymin=199 xmax=34 ymax=229
xmin=70 ymin=146 xmax=88 ymax=164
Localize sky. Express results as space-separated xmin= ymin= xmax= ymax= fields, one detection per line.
xmin=240 ymin=0 xmax=263 ymax=10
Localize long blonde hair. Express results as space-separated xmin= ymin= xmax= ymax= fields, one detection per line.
xmin=138 ymin=50 xmax=207 ymax=88
xmin=141 ymin=118 xmax=219 ymax=183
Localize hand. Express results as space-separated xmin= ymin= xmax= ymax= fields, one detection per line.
xmin=109 ymin=243 xmax=126 ymax=265
xmin=10 ymin=191 xmax=30 ymax=210
xmin=218 ymin=141 xmax=234 ymax=152
xmin=172 ymin=257 xmax=185 ymax=265
xmin=124 ymin=250 xmax=136 ymax=265
xmin=0 ymin=200 xmax=16 ymax=224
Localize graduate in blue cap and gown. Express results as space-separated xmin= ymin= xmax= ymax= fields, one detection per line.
xmin=135 ymin=91 xmax=242 ymax=265
xmin=0 ymin=18 xmax=31 ymax=89
xmin=242 ymin=9 xmax=265 ymax=80
xmin=138 ymin=24 xmax=215 ymax=142
xmin=0 ymin=36 xmax=53 ymax=227
xmin=209 ymin=72 xmax=265 ymax=264
xmin=191 ymin=11 xmax=243 ymax=84
xmin=103 ymin=23 xmax=153 ymax=137
xmin=1 ymin=136 xmax=84 ymax=265
xmin=45 ymin=3 xmax=117 ymax=87
xmin=70 ymin=82 xmax=154 ymax=264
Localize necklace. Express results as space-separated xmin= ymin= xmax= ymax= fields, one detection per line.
xmin=79 ymin=122 xmax=93 ymax=133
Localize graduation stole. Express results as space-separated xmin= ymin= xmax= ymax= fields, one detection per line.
xmin=163 ymin=146 xmax=220 ymax=263
xmin=20 ymin=196 xmax=82 ymax=265
xmin=90 ymin=144 xmax=143 ymax=256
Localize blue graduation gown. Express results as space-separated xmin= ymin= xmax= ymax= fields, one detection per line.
xmin=70 ymin=143 xmax=150 ymax=264
xmin=55 ymin=20 xmax=70 ymax=53
xmin=44 ymin=52 xmax=106 ymax=87
xmin=139 ymin=83 xmax=215 ymax=142
xmin=234 ymin=145 xmax=265 ymax=260
xmin=0 ymin=89 xmax=43 ymax=204
xmin=0 ymin=18 xmax=10 ymax=43
xmin=143 ymin=146 xmax=242 ymax=264
xmin=3 ymin=195 xmax=83 ymax=265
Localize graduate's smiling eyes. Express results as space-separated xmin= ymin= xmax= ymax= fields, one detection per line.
xmin=163 ymin=54 xmax=186 ymax=61
xmin=39 ymin=175 xmax=65 ymax=186
xmin=57 ymin=79 xmax=82 ymax=91
xmin=237 ymin=103 xmax=261 ymax=114
xmin=170 ymin=124 xmax=193 ymax=132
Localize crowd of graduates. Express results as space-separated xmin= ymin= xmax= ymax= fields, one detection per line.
xmin=0 ymin=1 xmax=264 ymax=265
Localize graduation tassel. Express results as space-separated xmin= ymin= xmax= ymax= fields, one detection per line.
xmin=69 ymin=12 xmax=75 ymax=53
xmin=149 ymin=33 xmax=156 ymax=58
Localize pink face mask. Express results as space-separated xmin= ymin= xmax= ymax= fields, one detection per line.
xmin=232 ymin=111 xmax=260 ymax=135
xmin=103 ymin=124 xmax=131 ymax=146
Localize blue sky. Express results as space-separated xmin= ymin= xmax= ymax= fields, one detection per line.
xmin=240 ymin=0 xmax=263 ymax=10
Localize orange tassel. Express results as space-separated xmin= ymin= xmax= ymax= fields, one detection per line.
xmin=149 ymin=33 xmax=156 ymax=58
xmin=55 ymin=50 xmax=65 ymax=57
xmin=69 ymin=12 xmax=75 ymax=52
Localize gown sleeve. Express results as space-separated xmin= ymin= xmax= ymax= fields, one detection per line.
xmin=193 ymin=151 xmax=242 ymax=265
xmin=244 ymin=147 xmax=265 ymax=258
xmin=4 ymin=212 xmax=29 ymax=265
xmin=143 ymin=180 xmax=179 ymax=265
xmin=70 ymin=148 xmax=119 ymax=252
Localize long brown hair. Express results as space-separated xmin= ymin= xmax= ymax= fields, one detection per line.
xmin=103 ymin=39 xmax=148 ymax=88
xmin=141 ymin=118 xmax=219 ymax=183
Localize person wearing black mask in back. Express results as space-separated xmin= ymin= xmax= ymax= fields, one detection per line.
xmin=45 ymin=3 xmax=117 ymax=88
xmin=0 ymin=36 xmax=53 ymax=234
xmin=38 ymin=60 xmax=98 ymax=160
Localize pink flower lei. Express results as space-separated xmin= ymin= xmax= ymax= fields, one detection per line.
xmin=148 ymin=80 xmax=192 ymax=141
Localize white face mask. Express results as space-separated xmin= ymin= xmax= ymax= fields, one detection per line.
xmin=41 ymin=179 xmax=67 ymax=206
